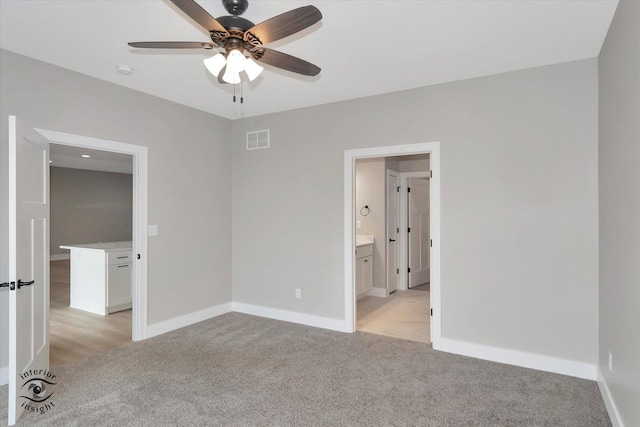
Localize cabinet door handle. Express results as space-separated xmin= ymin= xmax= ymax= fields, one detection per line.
xmin=389 ymin=239 xmax=396 ymax=242
xmin=117 ymin=256 xmax=128 ymax=259
xmin=117 ymin=264 xmax=129 ymax=268
xmin=364 ymin=259 xmax=368 ymax=263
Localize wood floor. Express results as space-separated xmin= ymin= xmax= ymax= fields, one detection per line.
xmin=50 ymin=260 xmax=131 ymax=367
xmin=357 ymin=288 xmax=430 ymax=344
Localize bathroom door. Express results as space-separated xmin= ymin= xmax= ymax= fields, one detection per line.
xmin=408 ymin=177 xmax=430 ymax=288
xmin=6 ymin=116 xmax=50 ymax=426
xmin=386 ymin=170 xmax=400 ymax=293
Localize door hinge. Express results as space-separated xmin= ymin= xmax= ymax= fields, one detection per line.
xmin=407 ymin=187 xmax=411 ymax=193
xmin=430 ymin=308 xmax=433 ymax=316
xmin=408 ymin=227 xmax=411 ymax=233
xmin=0 ymin=281 xmax=16 ymax=290
xmin=397 ymin=186 xmax=400 ymax=193
xmin=408 ymin=267 xmax=411 ymax=273
xmin=430 ymin=170 xmax=433 ymax=178
xmin=430 ymin=239 xmax=432 ymax=247
xmin=396 ymin=268 xmax=399 ymax=274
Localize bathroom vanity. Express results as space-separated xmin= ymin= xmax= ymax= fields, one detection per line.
xmin=59 ymin=241 xmax=133 ymax=315
xmin=355 ymin=235 xmax=374 ymax=298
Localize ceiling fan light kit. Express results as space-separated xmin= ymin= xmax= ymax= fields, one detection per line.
xmin=243 ymin=57 xmax=264 ymax=81
xmin=203 ymin=53 xmax=226 ymax=76
xmin=129 ymin=0 xmax=322 ymax=103
xmin=218 ymin=49 xmax=264 ymax=84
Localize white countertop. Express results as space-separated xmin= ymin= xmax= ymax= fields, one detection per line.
xmin=60 ymin=241 xmax=132 ymax=252
xmin=356 ymin=235 xmax=374 ymax=248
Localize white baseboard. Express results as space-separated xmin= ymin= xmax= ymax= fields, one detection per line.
xmin=146 ymin=302 xmax=232 ymax=338
xmin=435 ymin=338 xmax=597 ymax=380
xmin=597 ymin=367 xmax=625 ymax=427
xmin=50 ymin=254 xmax=70 ymax=261
xmin=0 ymin=365 xmax=7 ymax=386
xmin=232 ymin=302 xmax=351 ymax=333
xmin=108 ymin=303 xmax=132 ymax=314
xmin=367 ymin=287 xmax=387 ymax=298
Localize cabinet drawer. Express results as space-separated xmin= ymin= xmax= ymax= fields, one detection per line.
xmin=107 ymin=250 xmax=133 ymax=265
xmin=355 ymin=244 xmax=373 ymax=258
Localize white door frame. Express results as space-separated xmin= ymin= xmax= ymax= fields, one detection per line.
xmin=344 ymin=142 xmax=441 ymax=346
xmin=398 ymin=171 xmax=430 ymax=291
xmin=35 ymin=129 xmax=149 ymax=341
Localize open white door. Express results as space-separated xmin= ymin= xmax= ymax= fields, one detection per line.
xmin=408 ymin=178 xmax=430 ymax=288
xmin=7 ymin=116 xmax=50 ymax=426
xmin=386 ymin=170 xmax=400 ymax=293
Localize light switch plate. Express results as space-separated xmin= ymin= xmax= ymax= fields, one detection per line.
xmin=148 ymin=225 xmax=158 ymax=236
xmin=356 ymin=220 xmax=362 ymax=229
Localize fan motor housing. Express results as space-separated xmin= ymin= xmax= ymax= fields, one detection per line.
xmin=222 ymin=0 xmax=249 ymax=16
xmin=217 ymin=15 xmax=254 ymax=31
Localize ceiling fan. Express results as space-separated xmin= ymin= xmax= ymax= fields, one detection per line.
xmin=129 ymin=0 xmax=322 ymax=92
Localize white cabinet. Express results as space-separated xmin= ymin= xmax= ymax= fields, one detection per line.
xmin=106 ymin=249 xmax=133 ymax=313
xmin=60 ymin=242 xmax=132 ymax=316
xmin=355 ymin=244 xmax=373 ymax=298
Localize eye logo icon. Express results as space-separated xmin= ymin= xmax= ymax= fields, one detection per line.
xmin=21 ymin=378 xmax=55 ymax=403
xmin=19 ymin=369 xmax=57 ymax=414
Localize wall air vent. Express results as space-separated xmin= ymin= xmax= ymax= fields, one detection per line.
xmin=246 ymin=129 xmax=270 ymax=150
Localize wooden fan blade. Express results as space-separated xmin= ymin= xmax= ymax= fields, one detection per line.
xmin=128 ymin=42 xmax=215 ymax=49
xmin=244 ymin=6 xmax=321 ymax=45
xmin=169 ymin=0 xmax=229 ymax=35
xmin=252 ymin=48 xmax=320 ymax=76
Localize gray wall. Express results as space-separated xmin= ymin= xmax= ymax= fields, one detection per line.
xmin=598 ymin=1 xmax=640 ymax=425
xmin=399 ymin=155 xmax=430 ymax=173
xmin=51 ymin=167 xmax=133 ymax=256
xmin=355 ymin=158 xmax=386 ymax=289
xmin=232 ymin=59 xmax=599 ymax=364
xmin=1 ymin=49 xmax=232 ymax=371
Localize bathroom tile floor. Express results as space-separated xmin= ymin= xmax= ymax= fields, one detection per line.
xmin=356 ymin=288 xmax=430 ymax=344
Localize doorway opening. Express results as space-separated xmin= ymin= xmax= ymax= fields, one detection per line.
xmin=49 ymin=144 xmax=134 ymax=367
xmin=354 ymin=155 xmax=431 ymax=343
xmin=37 ymin=128 xmax=149 ymax=349
xmin=344 ymin=142 xmax=441 ymax=347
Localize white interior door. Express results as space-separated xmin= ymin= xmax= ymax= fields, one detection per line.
xmin=7 ymin=116 xmax=50 ymax=426
xmin=386 ymin=171 xmax=400 ymax=293
xmin=408 ymin=178 xmax=430 ymax=288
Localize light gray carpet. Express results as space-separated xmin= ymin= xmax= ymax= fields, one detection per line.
xmin=1 ymin=312 xmax=610 ymax=426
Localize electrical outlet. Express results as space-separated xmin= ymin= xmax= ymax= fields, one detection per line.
xmin=356 ymin=220 xmax=362 ymax=229
xmin=295 ymin=289 xmax=301 ymax=299
xmin=608 ymin=351 xmax=613 ymax=372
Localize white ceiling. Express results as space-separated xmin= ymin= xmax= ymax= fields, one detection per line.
xmin=0 ymin=0 xmax=618 ymax=120
xmin=50 ymin=144 xmax=133 ymax=174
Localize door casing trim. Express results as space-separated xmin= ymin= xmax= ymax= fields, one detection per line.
xmin=344 ymin=142 xmax=441 ymax=346
xmin=35 ymin=128 xmax=149 ymax=341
